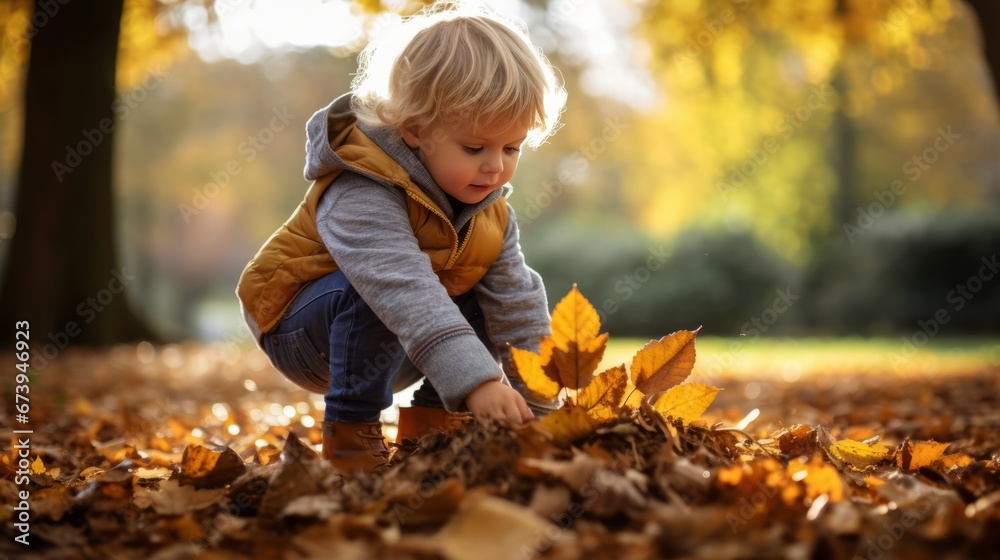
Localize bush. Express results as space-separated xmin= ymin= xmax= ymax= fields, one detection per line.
xmin=802 ymin=210 xmax=1000 ymax=335
xmin=523 ymin=222 xmax=800 ymax=337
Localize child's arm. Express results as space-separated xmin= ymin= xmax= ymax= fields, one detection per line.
xmin=472 ymin=203 xmax=560 ymax=416
xmin=316 ymin=176 xmax=525 ymax=418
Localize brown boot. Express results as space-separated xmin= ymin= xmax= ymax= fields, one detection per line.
xmin=321 ymin=420 xmax=389 ymax=476
xmin=395 ymin=406 xmax=475 ymax=444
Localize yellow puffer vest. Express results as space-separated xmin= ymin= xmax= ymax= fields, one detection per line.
xmin=236 ymin=124 xmax=508 ymax=334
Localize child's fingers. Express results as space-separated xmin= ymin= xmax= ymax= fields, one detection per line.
xmin=515 ymin=396 xmax=534 ymax=423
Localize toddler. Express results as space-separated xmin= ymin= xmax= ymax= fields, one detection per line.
xmin=236 ymin=3 xmax=566 ymax=475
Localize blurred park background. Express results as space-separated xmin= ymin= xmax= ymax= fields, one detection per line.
xmin=1 ymin=0 xmax=998 ymax=356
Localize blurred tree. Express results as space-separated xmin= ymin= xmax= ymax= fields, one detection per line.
xmin=624 ymin=0 xmax=998 ymax=264
xmin=0 ymin=0 xmax=189 ymax=347
xmin=0 ymin=0 xmax=157 ymax=348
xmin=966 ymin=0 xmax=1000 ymax=96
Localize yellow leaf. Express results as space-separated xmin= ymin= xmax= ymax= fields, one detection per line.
xmin=31 ymin=456 xmax=46 ymax=475
xmin=550 ymin=336 xmax=608 ymax=391
xmin=547 ymin=286 xmax=608 ymax=390
xmin=830 ymin=438 xmax=889 ymax=469
xmin=652 ymin=383 xmax=720 ymax=424
xmin=897 ymin=440 xmax=950 ymax=471
xmin=532 ymin=404 xmax=600 ymax=446
xmin=549 ymin=285 xmax=602 ymax=349
xmin=939 ymin=453 xmax=973 ymax=470
xmin=511 ymin=346 xmax=560 ymax=401
xmin=630 ymin=328 xmax=700 ymax=394
xmin=787 ymin=457 xmax=844 ymax=502
xmin=577 ymin=365 xmax=627 ymax=421
xmin=620 ymin=384 xmax=646 ymax=409
xmin=864 ymin=476 xmax=886 ymax=488
xmin=436 ymin=495 xmax=558 ymax=560
xmin=716 ymin=465 xmax=744 ymax=486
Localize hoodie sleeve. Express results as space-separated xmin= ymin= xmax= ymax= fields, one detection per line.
xmin=316 ymin=173 xmax=503 ymax=412
xmin=473 ymin=203 xmax=561 ymax=415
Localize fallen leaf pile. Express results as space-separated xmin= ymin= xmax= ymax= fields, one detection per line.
xmin=1 ymin=288 xmax=998 ymax=559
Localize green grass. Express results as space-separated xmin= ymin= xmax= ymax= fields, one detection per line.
xmin=600 ymin=336 xmax=1000 ymax=380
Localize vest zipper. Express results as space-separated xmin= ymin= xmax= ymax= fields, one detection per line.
xmin=450 ymin=216 xmax=476 ymax=268
xmin=401 ymin=190 xmax=464 ymax=269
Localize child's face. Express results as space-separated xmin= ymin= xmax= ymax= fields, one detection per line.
xmin=401 ymin=118 xmax=529 ymax=205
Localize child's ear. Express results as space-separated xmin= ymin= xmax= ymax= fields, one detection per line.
xmin=400 ymin=121 xmax=422 ymax=149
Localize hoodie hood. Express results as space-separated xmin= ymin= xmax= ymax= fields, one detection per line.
xmin=302 ymin=93 xmax=510 ymax=226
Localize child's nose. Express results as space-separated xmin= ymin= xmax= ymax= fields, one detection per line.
xmin=481 ymin=152 xmax=503 ymax=175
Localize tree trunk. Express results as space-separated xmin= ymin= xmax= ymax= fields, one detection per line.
xmin=0 ymin=0 xmax=160 ymax=354
xmin=965 ymin=0 xmax=1000 ymax=98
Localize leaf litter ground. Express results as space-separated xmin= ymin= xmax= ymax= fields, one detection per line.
xmin=1 ymin=334 xmax=998 ymax=558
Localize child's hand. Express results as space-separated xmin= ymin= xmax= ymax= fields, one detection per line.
xmin=464 ymin=380 xmax=534 ymax=425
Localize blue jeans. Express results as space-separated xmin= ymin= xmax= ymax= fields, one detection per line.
xmin=261 ymin=269 xmax=499 ymax=423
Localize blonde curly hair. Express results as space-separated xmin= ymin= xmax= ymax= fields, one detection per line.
xmin=350 ymin=2 xmax=566 ymax=148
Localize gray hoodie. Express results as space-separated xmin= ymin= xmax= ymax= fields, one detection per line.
xmin=239 ymin=93 xmax=556 ymax=414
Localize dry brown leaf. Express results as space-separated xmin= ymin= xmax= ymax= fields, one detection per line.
xmin=511 ymin=346 xmax=560 ymax=401
xmin=651 ymin=383 xmax=720 ymax=424
xmin=519 ymin=451 xmax=603 ymax=489
xmin=550 ymin=336 xmax=609 ymax=391
xmin=92 ymin=439 xmax=137 ymax=463
xmin=133 ymin=479 xmax=226 ymax=515
xmin=527 ymin=484 xmax=573 ymax=519
xmin=629 ymin=328 xmax=700 ymax=394
xmin=532 ymin=404 xmax=601 ymax=446
xmin=577 ymin=365 xmax=627 ymax=420
xmin=772 ymin=424 xmax=818 ymax=458
xmin=435 ymin=494 xmax=559 ymax=560
xmin=897 ymin=440 xmax=950 ymax=471
xmin=30 ymin=486 xmax=71 ymax=521
xmin=583 ymin=468 xmax=649 ymax=517
xmin=939 ymin=453 xmax=973 ymax=470
xmin=840 ymin=426 xmax=878 ymax=441
xmin=178 ymin=443 xmax=246 ymax=488
xmin=864 ymin=476 xmax=886 ymax=488
xmin=829 ymin=438 xmax=890 ymax=469
xmin=382 ymin=478 xmax=466 ymax=528
xmin=134 ymin=466 xmax=173 ymax=480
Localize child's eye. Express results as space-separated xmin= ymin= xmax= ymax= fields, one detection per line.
xmin=505 ymin=146 xmax=521 ymax=154
xmin=463 ymin=146 xmax=483 ymax=154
